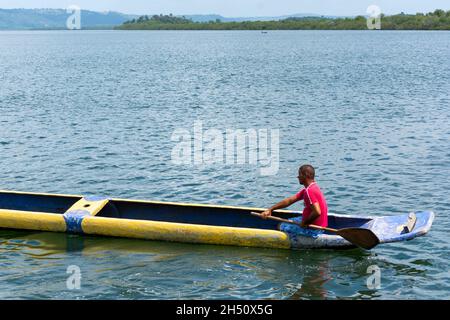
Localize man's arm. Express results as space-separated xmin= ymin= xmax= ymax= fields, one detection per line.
xmin=300 ymin=202 xmax=321 ymax=227
xmin=261 ymin=195 xmax=299 ymax=219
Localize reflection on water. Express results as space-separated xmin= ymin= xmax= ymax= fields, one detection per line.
xmin=288 ymin=258 xmax=332 ymax=300
xmin=0 ymin=229 xmax=417 ymax=300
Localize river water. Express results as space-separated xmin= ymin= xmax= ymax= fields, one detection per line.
xmin=0 ymin=30 xmax=449 ymax=299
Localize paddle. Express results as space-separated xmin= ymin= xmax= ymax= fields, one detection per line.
xmin=251 ymin=212 xmax=380 ymax=250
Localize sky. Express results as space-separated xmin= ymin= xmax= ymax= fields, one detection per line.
xmin=1 ymin=0 xmax=450 ymax=16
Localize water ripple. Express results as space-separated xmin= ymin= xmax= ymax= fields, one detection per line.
xmin=0 ymin=30 xmax=449 ymax=299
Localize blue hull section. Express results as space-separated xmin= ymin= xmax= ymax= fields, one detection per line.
xmin=371 ymin=211 xmax=435 ymax=244
xmin=289 ymin=211 xmax=434 ymax=249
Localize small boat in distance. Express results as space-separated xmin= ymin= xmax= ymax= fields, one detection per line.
xmin=0 ymin=190 xmax=434 ymax=250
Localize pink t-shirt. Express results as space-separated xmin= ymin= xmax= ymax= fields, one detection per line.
xmin=295 ymin=182 xmax=328 ymax=227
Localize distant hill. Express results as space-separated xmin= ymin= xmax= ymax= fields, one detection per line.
xmin=0 ymin=8 xmax=137 ymax=29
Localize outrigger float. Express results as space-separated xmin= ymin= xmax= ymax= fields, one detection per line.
xmin=0 ymin=190 xmax=434 ymax=250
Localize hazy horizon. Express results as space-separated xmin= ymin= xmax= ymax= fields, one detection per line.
xmin=1 ymin=0 xmax=450 ymax=17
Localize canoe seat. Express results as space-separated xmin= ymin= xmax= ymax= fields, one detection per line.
xmin=65 ymin=196 xmax=110 ymax=216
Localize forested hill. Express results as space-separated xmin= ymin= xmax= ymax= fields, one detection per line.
xmin=116 ymin=10 xmax=450 ymax=30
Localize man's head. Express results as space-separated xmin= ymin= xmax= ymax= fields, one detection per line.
xmin=298 ymin=164 xmax=315 ymax=186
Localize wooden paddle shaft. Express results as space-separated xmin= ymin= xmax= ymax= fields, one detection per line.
xmin=250 ymin=212 xmax=338 ymax=233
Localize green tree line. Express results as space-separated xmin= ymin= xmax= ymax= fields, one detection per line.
xmin=116 ymin=10 xmax=450 ymax=30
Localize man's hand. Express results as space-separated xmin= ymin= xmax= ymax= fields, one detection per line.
xmin=300 ymin=220 xmax=308 ymax=228
xmin=260 ymin=195 xmax=299 ymax=220
xmin=261 ymin=209 xmax=272 ymax=219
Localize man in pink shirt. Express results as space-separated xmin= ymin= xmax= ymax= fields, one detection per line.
xmin=261 ymin=164 xmax=328 ymax=237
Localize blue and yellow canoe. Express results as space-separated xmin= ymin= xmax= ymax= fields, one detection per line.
xmin=0 ymin=190 xmax=434 ymax=250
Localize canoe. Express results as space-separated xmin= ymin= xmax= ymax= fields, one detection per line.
xmin=0 ymin=190 xmax=434 ymax=250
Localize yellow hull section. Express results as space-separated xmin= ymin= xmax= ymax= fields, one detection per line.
xmin=0 ymin=190 xmax=291 ymax=249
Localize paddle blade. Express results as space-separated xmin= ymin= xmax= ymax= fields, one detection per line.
xmin=337 ymin=228 xmax=380 ymax=250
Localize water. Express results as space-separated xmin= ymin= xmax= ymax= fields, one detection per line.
xmin=0 ymin=30 xmax=449 ymax=299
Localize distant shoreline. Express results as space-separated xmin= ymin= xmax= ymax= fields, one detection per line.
xmin=1 ymin=9 xmax=450 ymax=31
xmin=115 ymin=11 xmax=450 ymax=31
xmin=2 ymin=29 xmax=450 ymax=32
